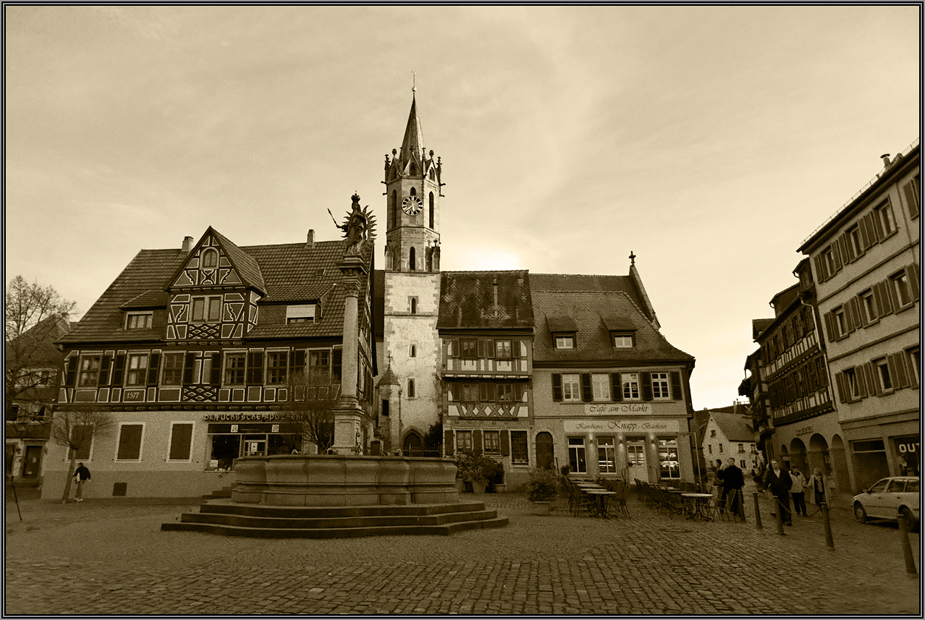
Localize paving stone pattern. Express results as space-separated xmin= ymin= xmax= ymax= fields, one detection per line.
xmin=5 ymin=490 xmax=920 ymax=615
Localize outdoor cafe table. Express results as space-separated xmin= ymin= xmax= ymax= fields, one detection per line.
xmin=681 ymin=492 xmax=714 ymax=520
xmin=584 ymin=489 xmax=617 ymax=518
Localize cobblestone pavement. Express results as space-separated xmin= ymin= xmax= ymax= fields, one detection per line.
xmin=5 ymin=489 xmax=921 ymax=615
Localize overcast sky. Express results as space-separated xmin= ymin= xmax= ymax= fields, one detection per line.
xmin=5 ymin=5 xmax=920 ymax=410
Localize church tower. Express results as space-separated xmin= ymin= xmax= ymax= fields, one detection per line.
xmin=380 ymin=92 xmax=444 ymax=453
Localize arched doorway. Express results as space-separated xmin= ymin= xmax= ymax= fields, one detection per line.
xmin=830 ymin=434 xmax=853 ymax=494
xmin=535 ymin=432 xmax=554 ymax=470
xmin=403 ymin=431 xmax=423 ymax=456
xmin=789 ymin=438 xmax=808 ymax=474
xmin=807 ymin=434 xmax=829 ymax=477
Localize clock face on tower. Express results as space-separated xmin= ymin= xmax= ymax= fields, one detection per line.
xmin=401 ymin=195 xmax=423 ymax=215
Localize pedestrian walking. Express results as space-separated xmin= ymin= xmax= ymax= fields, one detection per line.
xmin=765 ymin=460 xmax=792 ymax=525
xmin=722 ymin=457 xmax=745 ymax=518
xmin=809 ymin=467 xmax=827 ymax=506
xmin=713 ymin=459 xmax=727 ymax=503
xmin=73 ymin=462 xmax=91 ymax=502
xmin=790 ymin=467 xmax=808 ymax=516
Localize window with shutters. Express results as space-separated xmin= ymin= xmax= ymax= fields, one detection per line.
xmin=847 ymin=224 xmax=863 ymax=259
xmin=907 ymin=347 xmax=920 ymax=388
xmin=891 ymin=270 xmax=914 ymax=309
xmin=833 ymin=306 xmax=848 ymax=339
xmin=125 ymin=311 xmax=153 ymax=330
xmin=495 ymin=340 xmax=512 ymax=359
xmin=191 ymin=295 xmax=222 ymax=324
xmin=224 ymin=353 xmax=246 ymax=385
xmin=561 ymin=374 xmax=581 ymax=402
xmin=859 ymin=289 xmax=877 ymax=325
xmin=126 ymin=354 xmax=148 ymax=386
xmin=622 ymin=373 xmax=640 ymax=400
xmin=115 ymin=423 xmax=144 ymax=461
xmin=78 ymin=355 xmax=102 ymax=387
xmin=554 ymin=334 xmax=575 ymax=349
xmin=497 ymin=383 xmax=515 ymax=402
xmin=460 ymin=339 xmax=478 ymax=359
xmin=902 ymin=174 xmax=920 ymax=219
xmin=460 ymin=384 xmax=479 ymax=402
xmin=651 ymin=372 xmax=670 ymax=399
xmin=511 ymin=431 xmax=528 ymax=464
xmin=161 ymin=352 xmax=184 ymax=385
xmin=873 ymin=201 xmax=896 ymax=236
xmin=266 ymin=351 xmax=288 ymax=385
xmin=873 ymin=357 xmax=892 ymax=392
xmin=844 ymin=367 xmax=860 ymax=401
xmin=591 ymin=374 xmax=610 ymax=401
xmin=483 ymin=430 xmax=500 ymax=454
xmin=167 ymin=422 xmax=194 ymax=461
xmin=456 ymin=430 xmax=472 ymax=452
xmin=822 ymin=247 xmax=838 ymax=279
xmin=568 ymin=437 xmax=587 ymax=473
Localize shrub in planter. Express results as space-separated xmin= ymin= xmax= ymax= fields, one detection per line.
xmin=527 ymin=467 xmax=560 ymax=503
xmin=455 ymin=450 xmax=504 ymax=488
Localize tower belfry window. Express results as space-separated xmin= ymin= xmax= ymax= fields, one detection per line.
xmin=429 ymin=193 xmax=435 ymax=229
xmin=409 ymin=247 xmax=416 ymax=271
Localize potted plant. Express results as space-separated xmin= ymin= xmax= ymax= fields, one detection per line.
xmin=527 ymin=467 xmax=560 ymax=514
xmin=455 ymin=451 xmax=503 ymax=493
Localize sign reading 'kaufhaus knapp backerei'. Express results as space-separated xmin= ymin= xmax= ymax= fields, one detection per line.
xmin=564 ymin=419 xmax=679 ymax=434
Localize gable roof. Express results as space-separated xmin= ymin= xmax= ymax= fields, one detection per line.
xmin=708 ymin=410 xmax=755 ymax=442
xmin=166 ymin=227 xmax=267 ymax=295
xmin=437 ymin=270 xmax=533 ymax=330
xmin=59 ymin=236 xmax=372 ymax=344
xmin=530 ymin=282 xmax=693 ymax=365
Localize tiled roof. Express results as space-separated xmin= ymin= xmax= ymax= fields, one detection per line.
xmin=121 ymin=290 xmax=170 ymax=309
xmin=531 ymin=288 xmax=693 ymax=364
xmin=709 ymin=410 xmax=754 ymax=442
xmin=437 ymin=270 xmax=533 ymax=330
xmin=7 ymin=314 xmax=70 ymax=366
xmin=752 ymin=318 xmax=774 ymax=341
xmin=60 ymin=236 xmax=371 ymax=344
xmin=529 ymin=273 xmax=654 ymax=322
xmin=209 ymin=228 xmax=267 ymax=295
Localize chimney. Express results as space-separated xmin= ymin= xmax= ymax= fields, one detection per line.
xmin=306 ymin=229 xmax=315 ymax=248
xmin=181 ymin=236 xmax=194 ymax=253
xmin=881 ymin=153 xmax=892 ymax=168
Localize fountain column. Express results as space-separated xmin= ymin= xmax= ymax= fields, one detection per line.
xmin=332 ymin=253 xmax=367 ymax=454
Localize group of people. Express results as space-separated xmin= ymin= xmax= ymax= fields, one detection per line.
xmin=756 ymin=460 xmax=827 ymax=526
xmin=712 ymin=458 xmax=827 ymax=525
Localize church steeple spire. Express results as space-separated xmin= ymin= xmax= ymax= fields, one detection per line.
xmin=399 ymin=94 xmax=424 ymax=169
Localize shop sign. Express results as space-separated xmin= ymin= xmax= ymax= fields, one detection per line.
xmin=893 ymin=436 xmax=920 ymax=456
xmin=564 ymin=419 xmax=679 ymax=434
xmin=794 ymin=425 xmax=812 ymax=436
xmin=203 ymin=412 xmax=281 ymax=422
xmin=586 ymin=403 xmax=651 ymax=415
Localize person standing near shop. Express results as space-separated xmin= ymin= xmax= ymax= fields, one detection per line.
xmin=722 ymin=457 xmax=745 ymax=518
xmin=790 ymin=467 xmax=808 ymax=517
xmin=73 ymin=462 xmax=91 ymax=502
xmin=765 ymin=460 xmax=792 ymax=525
xmin=809 ymin=468 xmax=827 ymax=506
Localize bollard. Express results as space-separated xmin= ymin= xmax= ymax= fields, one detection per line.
xmin=776 ymin=500 xmax=785 ymax=536
xmin=897 ymin=514 xmax=917 ymax=575
xmin=753 ymin=492 xmax=762 ymax=529
xmin=821 ymin=503 xmax=834 ymax=550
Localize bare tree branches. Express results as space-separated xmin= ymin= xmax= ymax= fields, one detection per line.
xmin=48 ymin=405 xmax=115 ymax=503
xmin=274 ymin=368 xmax=340 ymax=454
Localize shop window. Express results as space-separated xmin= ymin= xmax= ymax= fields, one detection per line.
xmin=658 ymin=438 xmax=680 ymax=479
xmin=651 ymin=373 xmax=670 ymax=399
xmin=208 ymin=434 xmax=240 ymax=471
xmin=591 ymin=374 xmax=610 ymax=401
xmin=116 ymin=423 xmax=144 ymax=461
xmin=168 ymin=422 xmax=194 ymax=461
xmin=622 ymin=373 xmax=640 ymax=400
xmin=125 ymin=353 xmax=148 ymax=386
xmin=191 ymin=295 xmax=222 ymax=324
xmin=561 ymin=374 xmax=581 ymax=402
xmin=568 ymin=437 xmax=587 ymax=473
xmin=484 ymin=431 xmax=500 ymax=454
xmin=126 ymin=312 xmax=153 ymax=330
xmin=511 ymin=431 xmax=528 ymax=464
xmin=598 ymin=437 xmax=616 ymax=473
xmin=456 ymin=430 xmax=472 ymax=452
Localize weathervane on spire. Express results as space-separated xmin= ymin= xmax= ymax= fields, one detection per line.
xmin=411 ymin=71 xmax=416 ymax=94
xmin=629 ymin=250 xmax=636 ymax=266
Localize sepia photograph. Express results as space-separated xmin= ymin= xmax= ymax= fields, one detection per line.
xmin=4 ymin=4 xmax=921 ymax=616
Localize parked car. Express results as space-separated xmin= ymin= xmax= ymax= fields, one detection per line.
xmin=852 ymin=476 xmax=919 ymax=531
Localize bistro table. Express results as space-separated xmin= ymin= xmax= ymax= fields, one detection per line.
xmin=584 ymin=489 xmax=617 ymax=518
xmin=681 ymin=493 xmax=714 ymax=520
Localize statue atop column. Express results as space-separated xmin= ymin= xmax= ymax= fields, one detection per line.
xmin=331 ymin=193 xmax=377 ymax=256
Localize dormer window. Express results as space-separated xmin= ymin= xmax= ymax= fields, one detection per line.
xmin=126 ymin=311 xmax=153 ymax=330
xmin=287 ymin=304 xmax=317 ymax=324
xmin=554 ymin=334 xmax=575 ymax=350
xmin=201 ymin=248 xmax=218 ymax=270
xmin=612 ymin=332 xmax=635 ymax=348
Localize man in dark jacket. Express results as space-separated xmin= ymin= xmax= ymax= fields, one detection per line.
xmin=765 ymin=460 xmax=792 ymax=525
xmin=721 ymin=457 xmax=745 ymax=518
xmin=74 ymin=462 xmax=91 ymax=502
